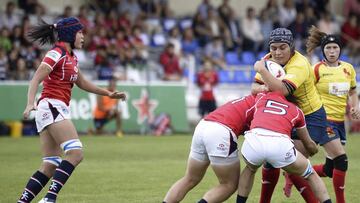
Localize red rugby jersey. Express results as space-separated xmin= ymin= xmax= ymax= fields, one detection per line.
xmin=39 ymin=42 xmax=79 ymax=105
xmin=250 ymin=92 xmax=306 ymax=136
xmin=204 ymin=94 xmax=257 ymax=136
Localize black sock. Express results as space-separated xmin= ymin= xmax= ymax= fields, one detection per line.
xmin=323 ymin=199 xmax=332 ymax=203
xmin=45 ymin=160 xmax=75 ymax=200
xmin=18 ymin=170 xmax=50 ymax=203
xmin=198 ymin=199 xmax=208 ymax=203
xmin=237 ymin=195 xmax=248 ymax=203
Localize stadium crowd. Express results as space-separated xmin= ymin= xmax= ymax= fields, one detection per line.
xmin=0 ymin=0 xmax=360 ymax=82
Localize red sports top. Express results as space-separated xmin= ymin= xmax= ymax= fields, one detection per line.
xmin=204 ymin=94 xmax=256 ymax=136
xmin=197 ymin=70 xmax=218 ymax=100
xmin=39 ymin=42 xmax=79 ymax=106
xmin=250 ymin=92 xmax=306 ymax=136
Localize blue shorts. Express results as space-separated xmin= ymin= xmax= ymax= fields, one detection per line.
xmin=94 ymin=118 xmax=108 ymax=129
xmin=327 ymin=121 xmax=346 ymax=145
xmin=292 ymin=106 xmax=333 ymax=145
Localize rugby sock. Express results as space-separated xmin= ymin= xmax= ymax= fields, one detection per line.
xmin=333 ymin=169 xmax=346 ymax=203
xmin=45 ymin=160 xmax=75 ymax=200
xmin=312 ymin=164 xmax=327 ymax=177
xmin=288 ymin=174 xmax=318 ymax=203
xmin=236 ymin=195 xmax=248 ymax=203
xmin=198 ymin=199 xmax=208 ymax=203
xmin=259 ymin=167 xmax=280 ymax=203
xmin=18 ymin=171 xmax=50 ymax=203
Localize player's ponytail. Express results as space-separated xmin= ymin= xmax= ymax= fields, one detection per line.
xmin=306 ymin=25 xmax=326 ymax=54
xmin=27 ymin=19 xmax=57 ymax=45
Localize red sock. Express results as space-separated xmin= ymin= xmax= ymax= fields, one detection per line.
xmin=259 ymin=167 xmax=280 ymax=203
xmin=288 ymin=174 xmax=318 ymax=203
xmin=313 ymin=164 xmax=327 ymax=177
xmin=333 ymin=169 xmax=346 ymax=203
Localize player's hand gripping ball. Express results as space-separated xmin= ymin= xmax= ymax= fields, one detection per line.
xmin=265 ymin=60 xmax=285 ymax=80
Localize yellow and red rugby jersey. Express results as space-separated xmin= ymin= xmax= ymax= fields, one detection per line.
xmin=314 ymin=60 xmax=357 ymax=121
xmin=255 ymin=51 xmax=322 ymax=115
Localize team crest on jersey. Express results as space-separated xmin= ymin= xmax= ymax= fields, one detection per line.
xmin=46 ymin=50 xmax=61 ymax=62
xmin=74 ymin=66 xmax=78 ymax=73
xmin=343 ymin=68 xmax=351 ymax=78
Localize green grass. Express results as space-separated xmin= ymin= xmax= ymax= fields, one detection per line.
xmin=1 ymin=134 xmax=360 ymax=203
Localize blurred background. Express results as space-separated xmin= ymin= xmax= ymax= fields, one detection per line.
xmin=0 ymin=0 xmax=360 ymax=136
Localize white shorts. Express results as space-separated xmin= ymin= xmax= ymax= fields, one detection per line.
xmin=241 ymin=128 xmax=296 ymax=168
xmin=189 ymin=120 xmax=239 ymax=165
xmin=35 ymin=98 xmax=71 ymax=132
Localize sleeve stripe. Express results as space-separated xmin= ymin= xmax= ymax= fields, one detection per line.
xmin=313 ymin=62 xmax=323 ymax=83
xmin=41 ymin=62 xmax=53 ymax=70
xmin=283 ymin=80 xmax=296 ymax=94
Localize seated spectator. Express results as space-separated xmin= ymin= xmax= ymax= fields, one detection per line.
xmin=181 ymin=28 xmax=199 ymax=55
xmin=317 ymin=11 xmax=340 ymax=35
xmin=159 ymin=43 xmax=183 ymax=81
xmin=344 ymin=0 xmax=360 ymax=18
xmin=14 ymin=58 xmax=29 ymax=80
xmin=204 ymin=36 xmax=226 ymax=69
xmin=0 ymin=1 xmax=22 ymax=31
xmin=0 ymin=48 xmax=8 ymax=80
xmin=196 ymin=60 xmax=218 ymax=117
xmin=278 ymin=0 xmax=296 ymax=28
xmin=341 ymin=13 xmax=360 ymax=65
xmin=241 ymin=7 xmax=263 ymax=54
xmin=93 ymin=77 xmax=123 ymax=137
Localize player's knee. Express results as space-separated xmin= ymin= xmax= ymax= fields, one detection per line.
xmin=323 ymin=157 xmax=334 ymax=177
xmin=61 ymin=139 xmax=84 ymax=164
xmin=333 ymin=154 xmax=348 ymax=172
xmin=301 ymin=160 xmax=314 ymax=179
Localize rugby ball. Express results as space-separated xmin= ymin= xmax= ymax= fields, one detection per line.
xmin=265 ymin=60 xmax=285 ymax=80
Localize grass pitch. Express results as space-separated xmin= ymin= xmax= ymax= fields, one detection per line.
xmin=1 ymin=134 xmax=360 ymax=203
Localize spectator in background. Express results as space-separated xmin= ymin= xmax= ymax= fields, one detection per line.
xmin=197 ymin=0 xmax=214 ymax=19
xmin=0 ymin=27 xmax=12 ymax=52
xmin=196 ymin=60 xmax=218 ymax=117
xmin=265 ymin=0 xmax=280 ymax=27
xmin=0 ymin=48 xmax=8 ymax=80
xmin=14 ymin=58 xmax=29 ymax=80
xmin=259 ymin=9 xmax=273 ymax=52
xmin=217 ymin=0 xmax=234 ymax=24
xmin=159 ymin=43 xmax=182 ymax=81
xmin=192 ymin=11 xmax=212 ymax=47
xmin=204 ymin=36 xmax=226 ymax=69
xmin=317 ymin=11 xmax=340 ymax=35
xmin=343 ymin=0 xmax=360 ymax=18
xmin=278 ymin=0 xmax=296 ymax=28
xmin=241 ymin=7 xmax=264 ymax=54
xmin=341 ymin=13 xmax=360 ymax=64
xmin=93 ymin=77 xmax=124 ymax=137
xmin=168 ymin=27 xmax=182 ymax=57
xmin=118 ymin=0 xmax=142 ymax=22
xmin=0 ymin=1 xmax=22 ymax=30
xmin=224 ymin=9 xmax=242 ymax=51
xmin=288 ymin=12 xmax=308 ymax=52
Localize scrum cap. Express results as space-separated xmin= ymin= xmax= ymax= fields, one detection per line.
xmin=56 ymin=17 xmax=83 ymax=43
xmin=269 ymin=28 xmax=294 ymax=47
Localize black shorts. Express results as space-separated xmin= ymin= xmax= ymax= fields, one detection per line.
xmin=198 ymin=100 xmax=217 ymax=117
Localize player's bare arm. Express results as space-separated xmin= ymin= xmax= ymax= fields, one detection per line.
xmin=349 ymin=88 xmax=360 ymax=120
xmin=296 ymin=127 xmax=318 ymax=156
xmin=75 ymin=71 xmax=126 ymax=100
xmin=23 ymin=63 xmax=52 ymax=119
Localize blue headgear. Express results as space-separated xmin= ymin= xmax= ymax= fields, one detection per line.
xmin=269 ymin=28 xmax=294 ymax=52
xmin=55 ymin=17 xmax=83 ymax=44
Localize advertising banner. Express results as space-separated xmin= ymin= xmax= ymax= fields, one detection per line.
xmin=0 ymin=83 xmax=189 ymax=133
